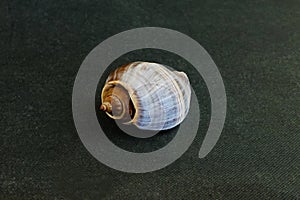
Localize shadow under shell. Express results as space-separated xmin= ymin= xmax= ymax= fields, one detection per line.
xmin=96 ymin=107 xmax=179 ymax=153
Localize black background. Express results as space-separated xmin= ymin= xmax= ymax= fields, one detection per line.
xmin=1 ymin=0 xmax=300 ymax=199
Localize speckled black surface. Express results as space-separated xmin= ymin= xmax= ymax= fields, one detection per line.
xmin=1 ymin=0 xmax=300 ymax=199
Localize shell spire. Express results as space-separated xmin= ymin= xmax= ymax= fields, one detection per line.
xmin=100 ymin=102 xmax=111 ymax=112
xmin=100 ymin=82 xmax=135 ymax=121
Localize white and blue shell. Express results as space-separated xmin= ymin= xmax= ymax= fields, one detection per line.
xmin=102 ymin=61 xmax=191 ymax=131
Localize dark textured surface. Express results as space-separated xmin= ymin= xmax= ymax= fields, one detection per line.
xmin=1 ymin=0 xmax=300 ymax=199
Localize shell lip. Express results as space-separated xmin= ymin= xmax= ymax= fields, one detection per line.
xmin=101 ymin=80 xmax=139 ymax=124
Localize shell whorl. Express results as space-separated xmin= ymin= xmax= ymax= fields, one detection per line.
xmin=100 ymin=61 xmax=191 ymax=130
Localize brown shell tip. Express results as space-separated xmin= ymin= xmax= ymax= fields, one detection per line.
xmin=100 ymin=102 xmax=112 ymax=113
xmin=100 ymin=104 xmax=106 ymax=111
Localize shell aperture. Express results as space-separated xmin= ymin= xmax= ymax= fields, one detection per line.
xmin=100 ymin=62 xmax=191 ymax=131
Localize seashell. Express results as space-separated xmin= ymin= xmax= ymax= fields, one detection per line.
xmin=100 ymin=61 xmax=191 ymax=131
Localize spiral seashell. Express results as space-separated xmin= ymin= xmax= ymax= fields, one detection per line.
xmin=100 ymin=61 xmax=191 ymax=131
